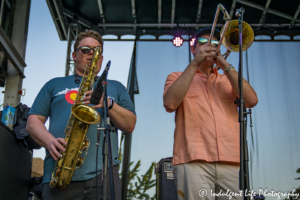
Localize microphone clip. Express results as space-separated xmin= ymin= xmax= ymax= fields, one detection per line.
xmin=235 ymin=7 xmax=245 ymax=17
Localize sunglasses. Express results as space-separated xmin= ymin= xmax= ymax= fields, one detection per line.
xmin=75 ymin=46 xmax=101 ymax=54
xmin=196 ymin=37 xmax=219 ymax=47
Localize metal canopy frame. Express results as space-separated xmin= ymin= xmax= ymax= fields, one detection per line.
xmin=0 ymin=26 xmax=26 ymax=79
xmin=47 ymin=0 xmax=300 ymax=42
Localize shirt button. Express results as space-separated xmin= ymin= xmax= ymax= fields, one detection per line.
xmin=217 ymin=122 xmax=219 ymax=124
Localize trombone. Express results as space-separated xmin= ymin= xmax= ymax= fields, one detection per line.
xmin=210 ymin=4 xmax=254 ymax=60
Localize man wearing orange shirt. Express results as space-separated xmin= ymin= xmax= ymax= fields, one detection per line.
xmin=163 ymin=28 xmax=258 ymax=200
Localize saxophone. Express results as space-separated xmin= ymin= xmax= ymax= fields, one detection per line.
xmin=49 ymin=47 xmax=102 ymax=190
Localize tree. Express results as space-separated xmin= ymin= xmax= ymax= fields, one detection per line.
xmin=118 ymin=134 xmax=156 ymax=200
xmin=296 ymin=168 xmax=300 ymax=180
xmin=284 ymin=168 xmax=300 ymax=200
xmin=127 ymin=160 xmax=156 ymax=200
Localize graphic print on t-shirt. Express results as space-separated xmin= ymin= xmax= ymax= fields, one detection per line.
xmin=55 ymin=88 xmax=79 ymax=104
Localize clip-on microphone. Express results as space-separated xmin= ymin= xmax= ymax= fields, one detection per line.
xmin=90 ymin=60 xmax=111 ymax=105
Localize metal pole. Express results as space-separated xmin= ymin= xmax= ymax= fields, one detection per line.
xmin=65 ymin=24 xmax=72 ymax=76
xmin=188 ymin=35 xmax=191 ymax=63
xmin=0 ymin=0 xmax=5 ymax=26
xmin=3 ymin=0 xmax=31 ymax=107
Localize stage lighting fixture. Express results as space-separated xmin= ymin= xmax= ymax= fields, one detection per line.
xmin=173 ymin=36 xmax=183 ymax=47
xmin=190 ymin=37 xmax=195 ymax=46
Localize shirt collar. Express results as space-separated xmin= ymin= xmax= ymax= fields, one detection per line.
xmin=196 ymin=67 xmax=219 ymax=75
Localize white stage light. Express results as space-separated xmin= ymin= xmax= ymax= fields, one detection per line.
xmin=173 ymin=36 xmax=183 ymax=47
xmin=190 ymin=37 xmax=195 ymax=46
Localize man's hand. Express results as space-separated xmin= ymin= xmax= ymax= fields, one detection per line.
xmin=192 ymin=43 xmax=218 ymax=66
xmin=82 ymin=90 xmax=136 ymax=133
xmin=47 ymin=138 xmax=67 ymax=161
xmin=215 ymin=50 xmax=230 ymax=70
xmin=26 ymin=114 xmax=68 ymax=161
xmin=83 ymin=90 xmax=111 ymax=109
xmin=213 ymin=50 xmax=258 ymax=108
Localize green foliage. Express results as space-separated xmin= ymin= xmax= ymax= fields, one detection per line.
xmin=118 ymin=133 xmax=156 ymax=200
xmin=118 ymin=134 xmax=124 ymax=172
xmin=284 ymin=168 xmax=300 ymax=200
xmin=127 ymin=161 xmax=156 ymax=200
xmin=295 ymin=168 xmax=300 ymax=180
xmin=284 ymin=187 xmax=300 ymax=200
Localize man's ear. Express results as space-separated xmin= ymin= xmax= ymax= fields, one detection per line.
xmin=191 ymin=45 xmax=196 ymax=55
xmin=72 ymin=52 xmax=76 ymax=62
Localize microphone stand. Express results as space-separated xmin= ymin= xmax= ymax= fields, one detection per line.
xmin=96 ymin=61 xmax=115 ymax=200
xmin=235 ymin=7 xmax=250 ymax=200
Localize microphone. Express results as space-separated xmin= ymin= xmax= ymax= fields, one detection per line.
xmin=90 ymin=60 xmax=111 ymax=105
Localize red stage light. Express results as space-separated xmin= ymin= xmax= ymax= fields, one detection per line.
xmin=173 ymin=36 xmax=183 ymax=47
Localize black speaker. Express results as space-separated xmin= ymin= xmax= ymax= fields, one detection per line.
xmin=156 ymin=157 xmax=178 ymax=200
xmin=0 ymin=121 xmax=32 ymax=200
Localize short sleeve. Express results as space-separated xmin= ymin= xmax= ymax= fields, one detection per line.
xmin=163 ymin=72 xmax=181 ymax=97
xmin=28 ymin=80 xmax=54 ymax=118
xmin=163 ymin=72 xmax=182 ymax=113
xmin=117 ymin=83 xmax=136 ymax=115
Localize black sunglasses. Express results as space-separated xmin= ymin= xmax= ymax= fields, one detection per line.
xmin=75 ymin=46 xmax=101 ymax=54
xmin=196 ymin=37 xmax=219 ymax=47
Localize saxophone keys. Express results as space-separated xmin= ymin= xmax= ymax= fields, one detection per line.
xmin=82 ymin=147 xmax=87 ymax=151
xmin=81 ymin=140 xmax=89 ymax=151
xmin=58 ymin=159 xmax=63 ymax=168
xmin=77 ymin=157 xmax=84 ymax=167
xmin=78 ymin=121 xmax=83 ymax=127
xmin=50 ymin=179 xmax=56 ymax=187
xmin=56 ymin=168 xmax=61 ymax=176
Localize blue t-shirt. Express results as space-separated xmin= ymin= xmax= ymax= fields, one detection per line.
xmin=28 ymin=75 xmax=135 ymax=183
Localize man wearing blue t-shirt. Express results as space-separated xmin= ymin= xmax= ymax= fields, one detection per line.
xmin=26 ymin=30 xmax=136 ymax=200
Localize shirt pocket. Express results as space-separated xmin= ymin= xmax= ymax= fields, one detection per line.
xmin=187 ymin=81 xmax=201 ymax=98
xmin=217 ymin=80 xmax=234 ymax=100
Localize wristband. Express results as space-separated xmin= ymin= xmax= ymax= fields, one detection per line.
xmin=224 ymin=64 xmax=235 ymax=75
xmin=108 ymin=97 xmax=114 ymax=110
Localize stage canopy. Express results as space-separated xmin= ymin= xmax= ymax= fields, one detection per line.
xmin=47 ymin=0 xmax=300 ymax=41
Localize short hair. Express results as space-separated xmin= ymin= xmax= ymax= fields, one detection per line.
xmin=73 ymin=30 xmax=104 ymax=53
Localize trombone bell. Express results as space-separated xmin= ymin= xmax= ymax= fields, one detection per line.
xmin=221 ymin=20 xmax=254 ymax=52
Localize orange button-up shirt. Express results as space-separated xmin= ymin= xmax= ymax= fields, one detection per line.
xmin=163 ymin=69 xmax=240 ymax=165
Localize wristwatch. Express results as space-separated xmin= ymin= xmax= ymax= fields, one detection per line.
xmin=224 ymin=64 xmax=235 ymax=75
xmin=108 ymin=97 xmax=114 ymax=110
